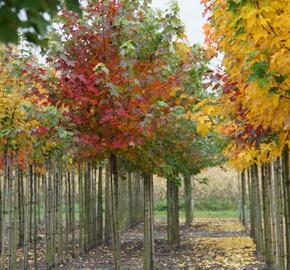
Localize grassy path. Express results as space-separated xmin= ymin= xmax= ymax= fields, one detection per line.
xmin=60 ymin=217 xmax=265 ymax=269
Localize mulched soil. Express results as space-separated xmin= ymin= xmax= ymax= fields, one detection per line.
xmin=53 ymin=218 xmax=266 ymax=270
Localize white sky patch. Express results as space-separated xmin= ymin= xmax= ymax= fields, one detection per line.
xmin=151 ymin=0 xmax=206 ymax=44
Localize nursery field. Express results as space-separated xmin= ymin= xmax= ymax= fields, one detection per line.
xmin=0 ymin=0 xmax=289 ymax=269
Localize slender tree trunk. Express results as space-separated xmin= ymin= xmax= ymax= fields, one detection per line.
xmin=44 ymin=162 xmax=51 ymax=269
xmin=167 ymin=178 xmax=179 ymax=246
xmin=135 ymin=171 xmax=141 ymax=224
xmin=282 ymin=144 xmax=290 ymax=269
xmin=262 ymin=163 xmax=274 ymax=268
xmin=33 ymin=164 xmax=38 ymax=269
xmin=48 ymin=159 xmax=55 ymax=268
xmin=274 ymin=158 xmax=285 ymax=269
xmin=241 ymin=170 xmax=248 ymax=226
xmin=52 ymin=159 xmax=57 ymax=266
xmin=97 ymin=165 xmax=103 ymax=244
xmin=91 ymin=164 xmax=97 ymax=246
xmin=29 ymin=164 xmax=33 ymax=243
xmin=247 ymin=168 xmax=255 ymax=239
xmin=84 ymin=161 xmax=92 ymax=249
xmin=57 ymin=156 xmax=63 ymax=264
xmin=110 ymin=153 xmax=121 ymax=270
xmin=71 ymin=166 xmax=76 ymax=258
xmin=251 ymin=164 xmax=265 ymax=258
xmin=127 ymin=172 xmax=133 ymax=227
xmin=65 ymin=166 xmax=69 ymax=256
xmin=23 ymin=157 xmax=30 ymax=270
xmin=144 ymin=172 xmax=154 ymax=270
xmin=12 ymin=158 xmax=18 ymax=270
xmin=7 ymin=154 xmax=14 ymax=269
xmin=0 ymin=148 xmax=8 ymax=267
xmin=37 ymin=173 xmax=41 ymax=225
xmin=270 ymin=163 xmax=278 ymax=268
xmin=18 ymin=169 xmax=24 ymax=247
xmin=105 ymin=162 xmax=112 ymax=243
xmin=184 ymin=174 xmax=193 ymax=226
xmin=78 ymin=163 xmax=84 ymax=254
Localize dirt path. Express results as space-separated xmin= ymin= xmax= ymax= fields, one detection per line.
xmin=59 ymin=218 xmax=266 ymax=270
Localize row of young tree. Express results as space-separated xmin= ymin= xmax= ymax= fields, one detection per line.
xmin=203 ymin=0 xmax=289 ymax=269
xmin=0 ymin=157 xmax=146 ymax=269
xmin=239 ymin=146 xmax=289 ymax=269
xmin=0 ymin=1 xmax=225 ymax=269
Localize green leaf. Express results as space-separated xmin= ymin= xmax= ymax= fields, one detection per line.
xmin=0 ymin=129 xmax=11 ymax=137
xmin=248 ymin=61 xmax=268 ymax=86
xmin=156 ymin=101 xmax=169 ymax=108
xmin=65 ymin=0 xmax=81 ymax=15
xmin=274 ymin=74 xmax=288 ymax=84
xmin=0 ymin=6 xmax=19 ymax=43
xmin=269 ymin=87 xmax=278 ymax=95
xmin=94 ymin=63 xmax=110 ymax=76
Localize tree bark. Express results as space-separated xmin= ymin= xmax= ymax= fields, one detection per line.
xmin=251 ymin=164 xmax=265 ymax=258
xmin=167 ymin=178 xmax=179 ymax=246
xmin=110 ymin=153 xmax=121 ymax=270
xmin=23 ymin=157 xmax=30 ymax=269
xmin=274 ymin=158 xmax=285 ymax=269
xmin=144 ymin=173 xmax=154 ymax=270
xmin=282 ymin=144 xmax=290 ymax=269
xmin=105 ymin=162 xmax=112 ymax=243
xmin=248 ymin=168 xmax=255 ymax=239
xmin=71 ymin=166 xmax=76 ymax=258
xmin=184 ymin=175 xmax=193 ymax=226
xmin=97 ymin=165 xmax=103 ymax=244
xmin=18 ymin=169 xmax=24 ymax=247
xmin=262 ymin=163 xmax=274 ymax=268
xmin=241 ymin=170 xmax=248 ymax=226
xmin=78 ymin=163 xmax=84 ymax=254
xmin=128 ymin=172 xmax=133 ymax=227
xmin=33 ymin=163 xmax=38 ymax=269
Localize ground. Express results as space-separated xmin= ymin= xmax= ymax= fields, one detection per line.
xmin=56 ymin=217 xmax=266 ymax=270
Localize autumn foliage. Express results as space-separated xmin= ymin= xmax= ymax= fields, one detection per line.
xmin=203 ymin=0 xmax=290 ymax=169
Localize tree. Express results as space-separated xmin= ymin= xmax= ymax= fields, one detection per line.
xmin=0 ymin=0 xmax=80 ymax=45
xmin=44 ymin=1 xmax=188 ymax=268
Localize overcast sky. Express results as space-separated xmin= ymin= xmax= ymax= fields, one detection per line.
xmin=151 ymin=0 xmax=206 ymax=44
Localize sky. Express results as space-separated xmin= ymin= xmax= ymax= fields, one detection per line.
xmin=151 ymin=0 xmax=206 ymax=44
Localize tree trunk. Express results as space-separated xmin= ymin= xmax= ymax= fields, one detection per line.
xmin=247 ymin=168 xmax=255 ymax=239
xmin=91 ymin=164 xmax=97 ymax=246
xmin=135 ymin=171 xmax=141 ymax=224
xmin=282 ymin=144 xmax=290 ymax=269
xmin=184 ymin=174 xmax=193 ymax=226
xmin=110 ymin=153 xmax=121 ymax=270
xmin=127 ymin=172 xmax=133 ymax=227
xmin=57 ymin=157 xmax=63 ymax=264
xmin=7 ymin=154 xmax=14 ymax=269
xmin=78 ymin=163 xmax=84 ymax=254
xmin=274 ymin=158 xmax=286 ymax=269
xmin=167 ymin=178 xmax=179 ymax=246
xmin=18 ymin=169 xmax=24 ymax=247
xmin=71 ymin=166 xmax=76 ymax=258
xmin=65 ymin=166 xmax=69 ymax=256
xmin=144 ymin=173 xmax=154 ymax=270
xmin=0 ymin=147 xmax=8 ymax=267
xmin=262 ymin=163 xmax=274 ymax=268
xmin=33 ymin=163 xmax=38 ymax=269
xmin=104 ymin=162 xmax=112 ymax=243
xmin=12 ymin=159 xmax=18 ymax=270
xmin=23 ymin=157 xmax=30 ymax=270
xmin=251 ymin=164 xmax=265 ymax=258
xmin=44 ymin=161 xmax=52 ymax=269
xmin=241 ymin=170 xmax=248 ymax=226
xmin=97 ymin=165 xmax=103 ymax=244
